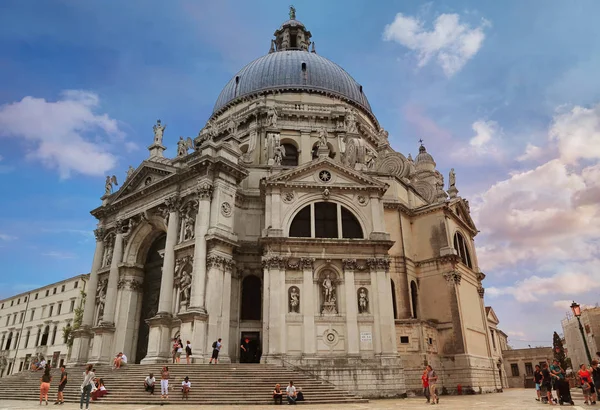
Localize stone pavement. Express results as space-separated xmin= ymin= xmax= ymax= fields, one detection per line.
xmin=0 ymin=388 xmax=591 ymax=409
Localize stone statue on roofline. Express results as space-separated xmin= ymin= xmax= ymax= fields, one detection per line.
xmin=153 ymin=119 xmax=166 ymax=145
xmin=289 ymin=5 xmax=296 ymax=20
xmin=177 ymin=136 xmax=194 ymax=157
xmin=105 ymin=175 xmax=118 ymax=195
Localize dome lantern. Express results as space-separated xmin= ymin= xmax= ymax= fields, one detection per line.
xmin=273 ymin=6 xmax=312 ymax=52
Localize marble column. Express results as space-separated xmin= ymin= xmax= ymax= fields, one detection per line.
xmin=261 ymin=260 xmax=271 ymax=361
xmin=264 ymin=257 xmax=285 ymax=361
xmin=301 ymin=258 xmax=316 ymax=355
xmin=157 ymin=196 xmax=181 ymax=315
xmin=190 ymin=182 xmax=213 ymax=312
xmin=369 ymin=265 xmax=382 ymax=355
xmin=113 ymin=275 xmax=143 ymax=362
xmin=217 ymin=259 xmax=233 ymax=363
xmin=343 ymin=259 xmax=360 ymax=355
xmin=371 ymin=258 xmax=397 ymax=355
xmin=70 ymin=227 xmax=105 ymax=365
xmin=205 ymin=255 xmax=224 ymax=358
xmin=102 ymin=223 xmax=124 ymax=325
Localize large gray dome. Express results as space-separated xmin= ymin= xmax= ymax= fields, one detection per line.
xmin=212 ymin=50 xmax=372 ymax=114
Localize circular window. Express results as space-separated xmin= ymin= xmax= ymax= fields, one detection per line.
xmin=319 ymin=170 xmax=332 ymax=183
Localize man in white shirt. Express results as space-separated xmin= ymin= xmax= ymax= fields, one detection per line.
xmin=144 ymin=373 xmax=156 ymax=395
xmin=286 ymin=381 xmax=297 ymax=405
xmin=181 ymin=376 xmax=191 ymax=400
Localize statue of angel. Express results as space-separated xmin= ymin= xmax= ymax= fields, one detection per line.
xmin=177 ymin=136 xmax=194 ymax=157
xmin=105 ymin=175 xmax=118 ymax=195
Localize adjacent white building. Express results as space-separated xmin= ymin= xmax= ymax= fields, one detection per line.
xmin=562 ymin=306 xmax=600 ymax=369
xmin=0 ymin=274 xmax=88 ymax=377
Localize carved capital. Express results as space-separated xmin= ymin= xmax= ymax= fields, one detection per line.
xmin=197 ymin=180 xmax=214 ymax=200
xmin=206 ymin=255 xmax=235 ymax=271
xmin=443 ymin=270 xmax=462 ymax=285
xmin=117 ymin=278 xmax=143 ymax=291
xmin=94 ymin=228 xmax=105 ymax=242
xmin=477 ymin=286 xmax=485 ymax=298
xmin=342 ymin=258 xmax=357 ymax=270
xmin=366 ymin=257 xmax=390 ymax=271
xmin=261 ymin=256 xmax=288 ymax=269
xmin=115 ymin=219 xmax=125 ymax=234
xmin=299 ymin=257 xmax=315 ymax=270
xmin=164 ymin=195 xmax=182 ymax=213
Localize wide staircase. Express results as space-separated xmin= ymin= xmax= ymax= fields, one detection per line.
xmin=0 ymin=363 xmax=367 ymax=405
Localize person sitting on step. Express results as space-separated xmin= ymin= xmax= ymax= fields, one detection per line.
xmin=286 ymin=381 xmax=297 ymax=405
xmin=91 ymin=378 xmax=108 ymax=401
xmin=181 ymin=376 xmax=191 ymax=400
xmin=273 ymin=383 xmax=283 ymax=405
xmin=144 ymin=373 xmax=156 ymax=395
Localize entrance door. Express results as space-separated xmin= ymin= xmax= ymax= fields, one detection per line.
xmin=135 ymin=234 xmax=166 ymax=363
xmin=240 ymin=332 xmax=261 ymax=363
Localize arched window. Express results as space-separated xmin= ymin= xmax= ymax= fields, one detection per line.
xmin=453 ymin=232 xmax=473 ymax=268
xmin=240 ymin=275 xmax=262 ymax=321
xmin=289 ymin=202 xmax=364 ymax=239
xmin=410 ymin=281 xmax=418 ymax=319
xmin=281 ymin=144 xmax=299 ymax=166
xmin=390 ymin=280 xmax=398 ymax=320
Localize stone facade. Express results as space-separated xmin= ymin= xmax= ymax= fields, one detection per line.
xmin=562 ymin=307 xmax=600 ymax=369
xmin=0 ymin=275 xmax=87 ymax=377
xmin=502 ymin=347 xmax=553 ymax=388
xmin=69 ymin=9 xmax=501 ymax=398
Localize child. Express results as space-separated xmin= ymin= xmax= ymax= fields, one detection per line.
xmin=181 ymin=376 xmax=191 ymax=400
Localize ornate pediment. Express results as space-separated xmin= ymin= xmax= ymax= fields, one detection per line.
xmin=263 ymin=157 xmax=389 ymax=193
xmin=486 ymin=306 xmax=500 ymax=325
xmin=112 ymin=161 xmax=177 ymax=201
xmin=451 ymin=198 xmax=477 ymax=232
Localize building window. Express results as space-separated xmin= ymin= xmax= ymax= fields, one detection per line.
xmin=10 ymin=300 xmax=13 ymax=307
xmin=24 ymin=330 xmax=30 ymax=349
xmin=5 ymin=332 xmax=12 ymax=350
xmin=5 ymin=316 xmax=9 ymax=326
xmin=0 ymin=303 xmax=3 ymax=309
xmin=390 ymin=279 xmax=398 ymax=320
xmin=12 ymin=314 xmax=16 ymax=325
xmin=51 ymin=325 xmax=58 ymax=345
xmin=40 ymin=326 xmax=50 ymax=346
xmin=61 ymin=285 xmax=65 ymax=292
xmin=490 ymin=329 xmax=496 ymax=350
xmin=400 ymin=336 xmax=409 ymax=344
xmin=428 ymin=337 xmax=433 ymax=345
xmin=289 ymin=202 xmax=363 ymax=239
xmin=45 ymin=290 xmax=49 ymax=297
xmin=19 ymin=312 xmax=24 ymax=324
xmin=510 ymin=363 xmax=520 ymax=377
xmin=525 ymin=362 xmax=533 ymax=376
xmin=69 ymin=300 xmax=75 ymax=313
xmin=49 ymin=305 xmax=54 ymax=317
xmin=53 ymin=288 xmax=57 ymax=295
xmin=24 ymin=296 xmax=27 ymax=303
xmin=453 ymin=232 xmax=473 ymax=268
xmin=281 ymin=143 xmax=299 ymax=166
xmin=30 ymin=309 xmax=35 ymax=321
xmin=35 ymin=293 xmax=38 ymax=300
xmin=74 ymin=281 xmax=79 ymax=289
xmin=410 ymin=281 xmax=418 ymax=319
xmin=57 ymin=303 xmax=62 ymax=316
xmin=17 ymin=298 xmax=20 ymax=305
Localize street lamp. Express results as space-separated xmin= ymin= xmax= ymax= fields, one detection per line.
xmin=570 ymin=301 xmax=593 ymax=365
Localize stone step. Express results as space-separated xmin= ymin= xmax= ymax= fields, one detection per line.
xmin=0 ymin=363 xmax=366 ymax=405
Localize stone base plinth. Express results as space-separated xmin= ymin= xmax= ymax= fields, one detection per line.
xmin=68 ymin=326 xmax=94 ymax=365
xmin=140 ymin=314 xmax=173 ymax=364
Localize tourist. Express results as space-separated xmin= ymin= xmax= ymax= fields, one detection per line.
xmin=176 ymin=339 xmax=183 ymax=364
xmin=54 ymin=364 xmax=68 ymax=405
xmin=533 ymin=364 xmax=543 ymax=402
xmin=541 ymin=363 xmax=554 ymax=405
xmin=91 ymin=378 xmax=107 ymax=401
xmin=422 ymin=368 xmax=430 ymax=403
xmin=185 ymin=340 xmax=192 ymax=364
xmin=592 ymin=360 xmax=600 ymax=399
xmin=36 ymin=357 xmax=47 ymax=371
xmin=550 ymin=359 xmax=565 ymax=403
xmin=241 ymin=337 xmax=251 ymax=363
xmin=578 ymin=363 xmax=596 ymax=405
xmin=161 ymin=366 xmax=170 ymax=399
xmin=273 ymin=383 xmax=283 ymax=405
xmin=427 ymin=365 xmax=439 ymax=405
xmin=172 ymin=338 xmax=179 ymax=364
xmin=209 ymin=338 xmax=222 ymax=364
xmin=144 ymin=373 xmax=156 ymax=395
xmin=286 ymin=381 xmax=297 ymax=405
xmin=112 ymin=352 xmax=127 ymax=369
xmin=80 ymin=364 xmax=95 ymax=410
xmin=181 ymin=376 xmax=191 ymax=400
xmin=39 ymin=366 xmax=52 ymax=406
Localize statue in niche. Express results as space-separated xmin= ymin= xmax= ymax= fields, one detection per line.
xmin=177 ymin=136 xmax=194 ymax=157
xmin=345 ymin=109 xmax=358 ymax=134
xmin=180 ymin=202 xmax=196 ymax=242
xmin=103 ymin=237 xmax=114 ymax=267
xmin=95 ymin=280 xmax=107 ymax=325
xmin=289 ymin=286 xmax=300 ymax=313
xmin=153 ymin=119 xmax=166 ymax=145
xmin=449 ymin=168 xmax=456 ymax=188
xmin=267 ymin=107 xmax=278 ymax=128
xmin=274 ymin=144 xmax=286 ymax=165
xmin=318 ymin=127 xmax=328 ymax=148
xmin=178 ymin=268 xmax=192 ymax=307
xmin=321 ymin=273 xmax=337 ymax=314
xmin=358 ymin=287 xmax=369 ymax=314
xmin=365 ymin=149 xmax=376 ymax=169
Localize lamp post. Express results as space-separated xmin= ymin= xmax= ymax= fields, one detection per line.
xmin=570 ymin=301 xmax=593 ymax=365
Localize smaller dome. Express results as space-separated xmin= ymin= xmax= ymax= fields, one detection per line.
xmin=415 ymin=144 xmax=436 ymax=171
xmin=279 ymin=19 xmax=305 ymax=29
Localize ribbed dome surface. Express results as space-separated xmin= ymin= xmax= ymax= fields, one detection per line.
xmin=213 ymin=50 xmax=372 ymax=114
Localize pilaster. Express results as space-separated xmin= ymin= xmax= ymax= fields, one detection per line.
xmin=102 ymin=223 xmax=124 ymax=325
xmin=157 ymin=195 xmax=181 ymax=315
xmin=301 ymin=258 xmax=316 ymax=355
xmin=342 ymin=259 xmax=360 ymax=355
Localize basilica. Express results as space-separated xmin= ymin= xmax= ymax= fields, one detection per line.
xmin=70 ymin=9 xmax=502 ymax=397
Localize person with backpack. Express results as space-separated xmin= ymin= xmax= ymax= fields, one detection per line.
xmin=208 ymin=338 xmax=222 ymax=364
xmin=185 ymin=340 xmax=192 ymax=364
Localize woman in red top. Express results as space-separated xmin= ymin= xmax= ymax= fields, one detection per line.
xmin=578 ymin=363 xmax=597 ymax=405
xmin=421 ymin=368 xmax=430 ymax=403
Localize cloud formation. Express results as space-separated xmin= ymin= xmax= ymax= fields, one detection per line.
xmin=0 ymin=90 xmax=127 ymax=178
xmin=383 ymin=13 xmax=490 ymax=77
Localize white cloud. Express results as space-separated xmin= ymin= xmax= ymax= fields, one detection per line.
xmin=506 ymin=330 xmax=526 ymax=338
xmin=41 ymin=251 xmax=77 ymax=260
xmin=383 ymin=13 xmax=490 ymax=77
xmin=517 ymin=143 xmax=544 ymax=162
xmin=550 ymin=104 xmax=600 ymax=164
xmin=451 ymin=120 xmax=504 ymax=163
xmin=0 ymin=90 xmax=128 ymax=178
xmin=0 ymin=233 xmax=17 ymax=241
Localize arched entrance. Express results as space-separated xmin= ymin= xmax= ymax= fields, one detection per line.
xmin=239 ymin=275 xmax=262 ymax=363
xmin=135 ymin=234 xmax=166 ymax=363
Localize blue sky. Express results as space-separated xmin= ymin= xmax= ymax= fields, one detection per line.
xmin=1 ymin=0 xmax=600 ymax=348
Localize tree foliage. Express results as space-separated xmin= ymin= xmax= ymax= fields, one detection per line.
xmin=553 ymin=331 xmax=569 ymax=370
xmin=62 ymin=289 xmax=86 ymax=347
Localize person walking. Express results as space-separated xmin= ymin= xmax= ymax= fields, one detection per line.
xmin=579 ymin=363 xmax=596 ymax=405
xmin=160 ymin=366 xmax=170 ymax=399
xmin=54 ymin=365 xmax=68 ymax=405
xmin=171 ymin=338 xmax=178 ymax=364
xmin=421 ymin=368 xmax=430 ymax=403
xmin=80 ymin=364 xmax=95 ymax=410
xmin=39 ymin=366 xmax=52 ymax=406
xmin=185 ymin=341 xmax=192 ymax=364
xmin=208 ymin=338 xmax=222 ymax=364
xmin=592 ymin=360 xmax=600 ymax=401
xmin=533 ymin=364 xmax=543 ymax=402
xmin=427 ymin=365 xmax=438 ymax=405
xmin=541 ymin=363 xmax=554 ymax=405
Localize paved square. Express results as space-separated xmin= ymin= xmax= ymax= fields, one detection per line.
xmin=0 ymin=388 xmax=589 ymax=409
